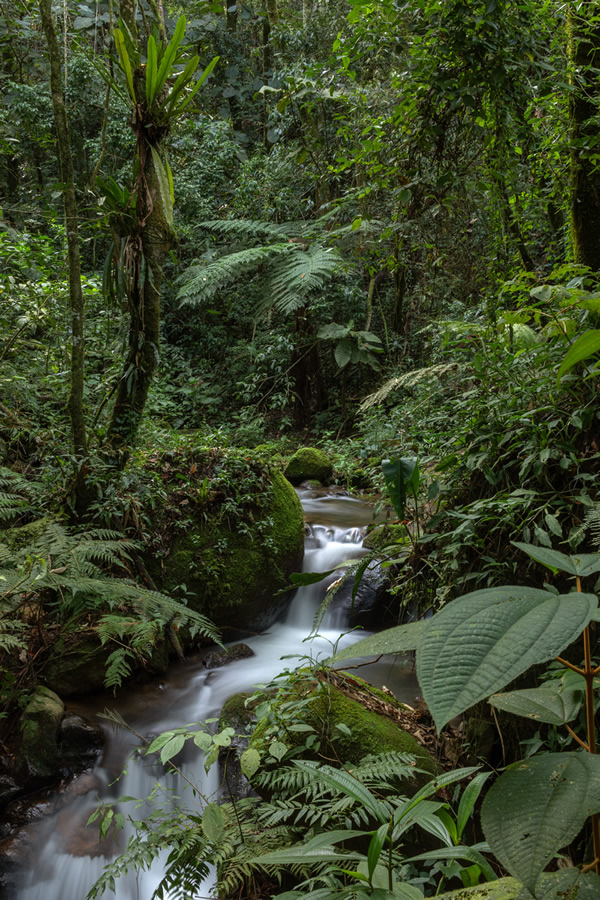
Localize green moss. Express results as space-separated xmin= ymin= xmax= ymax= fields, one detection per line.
xmin=436 ymin=878 xmax=520 ymax=899
xmin=20 ymin=686 xmax=64 ymax=776
xmin=219 ymin=693 xmax=255 ymax=734
xmin=249 ymin=672 xmax=437 ymax=775
xmin=43 ymin=636 xmax=110 ymax=697
xmin=363 ymin=523 xmax=410 ymax=551
xmin=151 ymin=467 xmax=304 ymax=634
xmin=284 ymin=447 xmax=333 ymax=485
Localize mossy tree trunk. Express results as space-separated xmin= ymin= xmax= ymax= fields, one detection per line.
xmin=106 ymin=6 xmax=174 ymax=467
xmin=569 ymin=1 xmax=600 ymax=269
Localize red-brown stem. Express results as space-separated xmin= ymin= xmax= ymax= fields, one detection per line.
xmin=556 ymin=655 xmax=585 ymax=675
xmin=578 ymin=575 xmax=600 ymax=874
xmin=564 ymin=723 xmax=589 ymax=751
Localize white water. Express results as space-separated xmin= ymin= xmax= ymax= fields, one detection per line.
xmin=11 ymin=492 xmax=419 ymax=900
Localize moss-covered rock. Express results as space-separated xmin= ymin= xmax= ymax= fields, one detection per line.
xmin=362 ymin=523 xmax=409 ymax=552
xmin=43 ymin=636 xmax=110 ymax=697
xmin=249 ymin=670 xmax=438 ymax=776
xmin=284 ymin=447 xmax=333 ymax=485
xmin=149 ymin=466 xmax=304 ymax=638
xmin=19 ymin=686 xmax=64 ymax=778
xmin=435 ymin=879 xmax=520 ymax=899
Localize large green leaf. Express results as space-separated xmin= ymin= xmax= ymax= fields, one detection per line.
xmin=516 ymin=869 xmax=600 ymax=900
xmin=201 ymin=802 xmax=225 ymax=843
xmin=382 ymin=457 xmax=419 ymax=521
xmin=513 ymin=542 xmax=600 ymax=578
xmin=557 ymin=329 xmax=600 ymax=383
xmin=330 ymin=620 xmax=426 ymax=664
xmin=150 ymin=146 xmax=173 ymax=228
xmin=417 ymin=587 xmax=597 ymax=730
xmin=481 ymin=752 xmax=600 ymax=894
xmin=489 ymin=686 xmax=582 ymax=725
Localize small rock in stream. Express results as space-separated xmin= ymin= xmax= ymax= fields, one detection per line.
xmin=202 ymin=643 xmax=255 ymax=669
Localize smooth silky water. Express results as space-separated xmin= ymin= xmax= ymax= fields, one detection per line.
xmin=11 ymin=490 xmax=420 ymax=900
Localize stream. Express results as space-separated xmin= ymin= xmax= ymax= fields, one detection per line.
xmin=9 ymin=490 xmax=420 ymax=900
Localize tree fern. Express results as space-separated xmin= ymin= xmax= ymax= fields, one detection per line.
xmin=267 ymin=245 xmax=343 ymax=316
xmin=196 ymin=218 xmax=306 ymax=241
xmin=177 ymin=243 xmax=293 ymax=307
xmin=178 ymin=216 xmax=346 ymax=317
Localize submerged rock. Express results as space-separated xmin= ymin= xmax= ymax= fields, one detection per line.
xmin=284 ymin=447 xmax=333 ymax=485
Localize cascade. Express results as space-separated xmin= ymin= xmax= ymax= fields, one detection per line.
xmin=10 ymin=490 xmax=418 ymax=900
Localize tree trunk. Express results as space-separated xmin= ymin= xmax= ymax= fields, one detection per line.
xmin=39 ymin=0 xmax=88 ymax=511
xmin=106 ymin=18 xmax=174 ymax=467
xmin=569 ymin=2 xmax=600 ymax=269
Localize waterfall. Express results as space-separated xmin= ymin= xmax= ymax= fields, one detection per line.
xmin=11 ymin=491 xmax=418 ymax=900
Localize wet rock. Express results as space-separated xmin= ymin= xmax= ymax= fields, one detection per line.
xmin=0 ymin=769 xmax=21 ymax=810
xmin=59 ymin=714 xmax=104 ymax=767
xmin=19 ymin=686 xmax=64 ymax=779
xmin=284 ymin=447 xmax=333 ymax=485
xmin=202 ymin=643 xmax=255 ymax=669
xmin=218 ymin=693 xmax=258 ymax=802
xmin=149 ymin=468 xmax=304 ymax=639
xmin=328 ymin=560 xmax=394 ymax=629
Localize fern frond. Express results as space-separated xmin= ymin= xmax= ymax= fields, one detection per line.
xmin=267 ymin=246 xmax=343 ymax=315
xmin=582 ymin=505 xmax=600 ymax=550
xmin=197 ymin=218 xmax=306 ymax=241
xmin=359 ymin=362 xmax=463 ymax=410
xmin=177 ymin=243 xmax=294 ymax=307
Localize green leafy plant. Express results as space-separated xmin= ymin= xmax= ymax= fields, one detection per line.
xmin=334 ymin=544 xmax=600 ymax=894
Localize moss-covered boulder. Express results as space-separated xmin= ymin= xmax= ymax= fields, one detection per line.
xmin=436 ymin=879 xmax=519 ymax=899
xmin=147 ymin=457 xmax=304 ymax=638
xmin=43 ymin=635 xmax=110 ymax=697
xmin=249 ymin=670 xmax=438 ymax=776
xmin=284 ymin=447 xmax=333 ymax=485
xmin=19 ymin=686 xmax=64 ymax=778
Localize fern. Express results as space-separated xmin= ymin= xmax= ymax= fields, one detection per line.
xmin=0 ymin=520 xmax=221 ymax=691
xmin=359 ymin=362 xmax=463 ymax=410
xmin=0 ymin=466 xmax=39 ymax=524
xmin=177 ymin=243 xmax=294 ymax=307
xmin=197 ymin=218 xmax=305 ymax=241
xmin=267 ymin=245 xmax=343 ymax=315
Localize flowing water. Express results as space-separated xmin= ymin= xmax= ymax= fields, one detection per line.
xmin=10 ymin=490 xmax=419 ymax=900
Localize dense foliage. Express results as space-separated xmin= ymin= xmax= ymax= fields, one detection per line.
xmin=3 ymin=0 xmax=600 ymax=897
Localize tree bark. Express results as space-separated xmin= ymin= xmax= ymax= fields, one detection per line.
xmin=105 ymin=15 xmax=174 ymax=467
xmin=39 ymin=0 xmax=88 ymax=509
xmin=569 ymin=1 xmax=600 ymax=270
